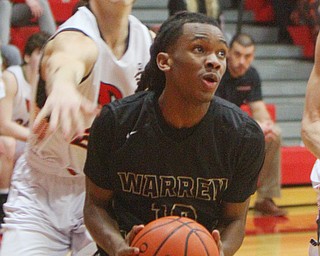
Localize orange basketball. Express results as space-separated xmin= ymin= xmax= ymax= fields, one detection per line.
xmin=131 ymin=216 xmax=219 ymax=256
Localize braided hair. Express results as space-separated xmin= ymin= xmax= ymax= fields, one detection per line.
xmin=136 ymin=11 xmax=220 ymax=95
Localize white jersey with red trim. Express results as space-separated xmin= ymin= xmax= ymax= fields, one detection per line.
xmin=26 ymin=6 xmax=152 ymax=177
xmin=6 ymin=65 xmax=31 ymax=127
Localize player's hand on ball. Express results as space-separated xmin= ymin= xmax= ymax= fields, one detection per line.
xmin=212 ymin=230 xmax=224 ymax=256
xmin=126 ymin=225 xmax=145 ymax=246
xmin=113 ymin=241 xmax=138 ymax=256
xmin=115 ymin=224 xmax=144 ymax=256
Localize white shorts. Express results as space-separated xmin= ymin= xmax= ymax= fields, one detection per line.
xmin=311 ymin=159 xmax=320 ymax=189
xmin=14 ymin=140 xmax=26 ymax=161
xmin=0 ymin=155 xmax=97 ymax=256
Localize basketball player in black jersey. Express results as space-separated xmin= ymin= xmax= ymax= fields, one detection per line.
xmin=84 ymin=12 xmax=265 ymax=256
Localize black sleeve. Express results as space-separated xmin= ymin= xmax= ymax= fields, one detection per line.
xmin=247 ymin=67 xmax=263 ymax=102
xmin=84 ymin=105 xmax=115 ymax=189
xmin=223 ymin=120 xmax=265 ymax=202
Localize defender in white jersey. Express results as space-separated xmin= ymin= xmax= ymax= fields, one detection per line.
xmin=0 ymin=32 xmax=50 ymax=229
xmin=0 ymin=0 xmax=153 ymax=255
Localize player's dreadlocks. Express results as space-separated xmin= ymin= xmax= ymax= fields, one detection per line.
xmin=136 ymin=11 xmax=220 ymax=95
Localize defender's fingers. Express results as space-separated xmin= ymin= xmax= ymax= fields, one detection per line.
xmin=33 ymin=105 xmax=51 ymax=133
xmin=60 ymin=108 xmax=75 ymax=140
xmin=48 ymin=105 xmax=61 ymax=133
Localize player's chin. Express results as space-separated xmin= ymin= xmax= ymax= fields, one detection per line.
xmin=200 ymin=88 xmax=218 ymax=101
xmin=195 ymin=94 xmax=215 ymax=105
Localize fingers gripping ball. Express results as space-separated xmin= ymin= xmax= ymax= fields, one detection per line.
xmin=131 ymin=216 xmax=219 ymax=256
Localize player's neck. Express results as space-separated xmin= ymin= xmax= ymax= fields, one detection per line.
xmin=228 ymin=68 xmax=239 ymax=78
xmin=92 ymin=4 xmax=131 ymax=58
xmin=91 ymin=1 xmax=131 ymax=35
xmin=158 ymin=93 xmax=210 ymax=129
xmin=228 ymin=67 xmax=245 ymax=79
xmin=22 ymin=64 xmax=37 ymax=87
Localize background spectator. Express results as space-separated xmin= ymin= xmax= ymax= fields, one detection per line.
xmin=290 ymin=0 xmax=320 ymax=43
xmin=167 ymin=0 xmax=187 ymax=16
xmin=168 ymin=0 xmax=220 ymax=20
xmin=0 ymin=0 xmax=56 ymax=45
xmin=271 ymin=0 xmax=296 ymax=44
xmin=0 ymin=31 xmax=50 ymax=227
xmin=187 ymin=0 xmax=221 ymax=20
xmin=1 ymin=44 xmax=22 ymax=67
xmin=216 ymin=33 xmax=287 ymax=217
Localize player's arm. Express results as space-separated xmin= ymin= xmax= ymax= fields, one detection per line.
xmin=301 ymin=33 xmax=320 ymax=158
xmin=0 ymin=70 xmax=29 ymax=141
xmin=33 ymin=31 xmax=99 ymax=139
xmin=249 ymin=100 xmax=272 ymax=124
xmin=25 ymin=0 xmax=43 ymax=18
xmin=84 ymin=177 xmax=141 ymax=256
xmin=213 ymin=117 xmax=264 ymax=256
xmin=249 ymin=100 xmax=280 ymax=142
xmin=215 ymin=199 xmax=250 ymax=256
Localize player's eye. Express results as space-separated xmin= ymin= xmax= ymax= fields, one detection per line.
xmin=217 ymin=50 xmax=226 ymax=58
xmin=194 ymin=45 xmax=205 ymax=53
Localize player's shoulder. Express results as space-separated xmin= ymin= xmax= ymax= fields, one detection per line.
xmin=129 ymin=14 xmax=145 ymax=25
xmin=212 ymin=97 xmax=264 ymax=141
xmin=212 ymin=96 xmax=259 ymax=127
xmin=4 ymin=65 xmax=21 ymax=76
xmin=2 ymin=66 xmax=20 ymax=88
xmin=57 ymin=7 xmax=98 ymax=37
xmin=129 ymin=15 xmax=154 ymax=40
xmin=102 ymin=91 xmax=151 ymax=115
xmin=213 ymin=96 xmax=244 ymax=115
xmin=98 ymin=91 xmax=154 ymax=134
xmin=246 ymin=66 xmax=260 ymax=79
xmin=129 ymin=15 xmax=149 ymax=31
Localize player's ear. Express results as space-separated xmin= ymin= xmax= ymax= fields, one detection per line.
xmin=157 ymin=52 xmax=171 ymax=72
xmin=24 ymin=54 xmax=31 ymax=64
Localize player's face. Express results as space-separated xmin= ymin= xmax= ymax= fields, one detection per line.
xmin=24 ymin=48 xmax=42 ymax=76
xmin=227 ymin=42 xmax=255 ymax=78
xmin=162 ymin=22 xmax=228 ymax=104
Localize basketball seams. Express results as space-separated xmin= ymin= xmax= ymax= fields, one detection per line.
xmin=185 ymin=229 xmax=214 ymax=256
xmin=131 ymin=218 xmax=179 ymax=246
xmin=130 ymin=216 xmax=218 ymax=256
xmin=154 ymin=221 xmax=194 ymax=255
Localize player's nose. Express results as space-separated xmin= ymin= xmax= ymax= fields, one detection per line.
xmin=205 ymin=53 xmax=221 ymax=70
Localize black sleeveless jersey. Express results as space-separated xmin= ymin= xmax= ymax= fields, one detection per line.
xmin=85 ymin=91 xmax=265 ymax=235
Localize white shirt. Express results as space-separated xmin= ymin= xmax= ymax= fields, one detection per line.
xmin=6 ymin=65 xmax=31 ymax=126
xmin=27 ymin=7 xmax=153 ymax=177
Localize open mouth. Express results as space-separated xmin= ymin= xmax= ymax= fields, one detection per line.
xmin=203 ymin=73 xmax=219 ymax=84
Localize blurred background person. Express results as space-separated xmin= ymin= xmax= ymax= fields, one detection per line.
xmin=216 ymin=33 xmax=286 ymax=217
xmin=0 ymin=31 xmax=50 ymax=228
xmin=0 ymin=0 xmax=56 ymax=45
